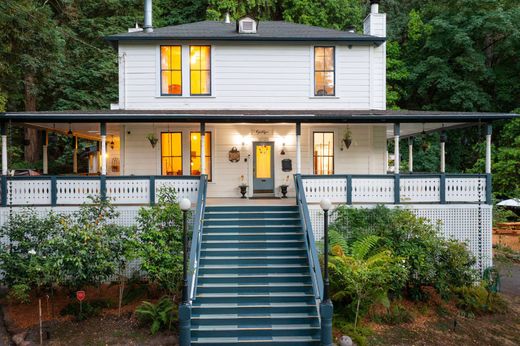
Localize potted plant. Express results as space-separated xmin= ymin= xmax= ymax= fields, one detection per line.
xmin=239 ymin=175 xmax=248 ymax=198
xmin=342 ymin=127 xmax=353 ymax=149
xmin=146 ymin=133 xmax=158 ymax=148
xmin=280 ymin=175 xmax=290 ymax=198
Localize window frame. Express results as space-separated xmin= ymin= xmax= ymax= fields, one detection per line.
xmin=159 ymin=45 xmax=183 ymax=96
xmin=313 ymin=131 xmax=335 ymax=175
xmin=160 ymin=132 xmax=183 ymax=176
xmin=189 ymin=45 xmax=212 ymax=96
xmin=189 ymin=131 xmax=212 ymax=181
xmin=313 ymin=46 xmax=336 ymax=97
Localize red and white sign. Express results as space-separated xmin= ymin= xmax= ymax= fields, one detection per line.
xmin=76 ymin=291 xmax=86 ymax=302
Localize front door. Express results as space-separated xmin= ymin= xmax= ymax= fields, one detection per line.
xmin=253 ymin=142 xmax=275 ymax=193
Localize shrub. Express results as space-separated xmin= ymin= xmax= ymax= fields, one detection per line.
xmin=135 ymin=297 xmax=177 ymax=335
xmin=330 ymin=205 xmax=477 ymax=299
xmin=333 ymin=316 xmax=372 ymax=346
xmin=452 ymin=285 xmax=508 ymax=315
xmin=134 ymin=188 xmax=185 ymax=295
xmin=372 ymin=303 xmax=414 ymax=325
xmin=328 ymin=233 xmax=408 ymax=327
xmin=60 ymin=298 xmax=115 ymax=320
xmin=7 ymin=283 xmax=31 ymax=304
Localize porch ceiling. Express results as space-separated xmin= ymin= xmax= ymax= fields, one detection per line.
xmin=2 ymin=109 xmax=517 ymax=124
xmin=27 ymin=122 xmax=121 ymax=140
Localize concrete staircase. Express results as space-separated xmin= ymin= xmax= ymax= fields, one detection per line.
xmin=191 ymin=205 xmax=321 ymax=345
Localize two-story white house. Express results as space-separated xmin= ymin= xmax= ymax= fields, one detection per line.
xmin=1 ymin=1 xmax=518 ymax=344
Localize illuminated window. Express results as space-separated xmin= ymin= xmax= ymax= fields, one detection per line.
xmin=313 ymin=132 xmax=334 ymax=175
xmin=190 ymin=46 xmax=211 ymax=95
xmin=190 ymin=132 xmax=212 ymax=180
xmin=314 ymin=47 xmax=335 ymax=96
xmin=161 ymin=132 xmax=183 ymax=176
xmin=160 ymin=46 xmax=182 ymax=95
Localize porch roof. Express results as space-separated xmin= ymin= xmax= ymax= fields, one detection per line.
xmin=1 ymin=109 xmax=517 ymax=124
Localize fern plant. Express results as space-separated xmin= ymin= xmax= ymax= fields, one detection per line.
xmin=135 ymin=296 xmax=177 ymax=335
xmin=328 ymin=235 xmax=407 ymax=328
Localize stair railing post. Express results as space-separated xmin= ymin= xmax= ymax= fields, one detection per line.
xmin=319 ymin=199 xmax=333 ymax=346
xmin=179 ymin=198 xmax=192 ymax=346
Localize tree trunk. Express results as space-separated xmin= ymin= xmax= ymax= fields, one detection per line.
xmin=24 ymin=74 xmax=40 ymax=164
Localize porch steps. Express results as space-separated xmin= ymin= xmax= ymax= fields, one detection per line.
xmin=191 ymin=205 xmax=320 ymax=345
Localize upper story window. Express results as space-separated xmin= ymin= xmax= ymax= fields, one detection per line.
xmin=190 ymin=46 xmax=211 ymax=95
xmin=160 ymin=46 xmax=182 ymax=95
xmin=313 ymin=132 xmax=334 ymax=175
xmin=314 ymin=47 xmax=335 ymax=96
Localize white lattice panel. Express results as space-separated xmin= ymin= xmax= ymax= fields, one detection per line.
xmin=352 ymin=178 xmax=394 ymax=203
xmin=308 ymin=204 xmax=492 ymax=274
xmin=56 ymin=179 xmax=100 ymax=205
xmin=446 ymin=177 xmax=486 ymax=203
xmin=302 ymin=178 xmax=347 ymax=203
xmin=155 ymin=179 xmax=199 ymax=203
xmin=107 ymin=179 xmax=150 ymax=205
xmin=8 ymin=180 xmax=51 ymax=205
xmin=400 ymin=177 xmax=441 ymax=203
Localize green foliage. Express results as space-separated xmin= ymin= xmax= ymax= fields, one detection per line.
xmin=134 ymin=188 xmax=185 ymax=295
xmin=135 ymin=297 xmax=177 ymax=335
xmin=452 ymin=285 xmax=508 ymax=316
xmin=328 ymin=235 xmax=407 ymax=328
xmin=7 ymin=284 xmax=31 ymax=304
xmin=0 ymin=209 xmax=65 ymax=291
xmin=372 ymin=302 xmax=414 ymax=325
xmin=333 ymin=316 xmax=373 ymax=346
xmin=330 ymin=205 xmax=477 ymax=299
xmin=60 ymin=298 xmax=115 ymax=321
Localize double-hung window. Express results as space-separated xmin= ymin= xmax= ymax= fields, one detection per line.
xmin=160 ymin=46 xmax=182 ymax=95
xmin=161 ymin=132 xmax=183 ymax=175
xmin=313 ymin=132 xmax=334 ymax=175
xmin=314 ymin=46 xmax=335 ymax=96
xmin=190 ymin=46 xmax=211 ymax=95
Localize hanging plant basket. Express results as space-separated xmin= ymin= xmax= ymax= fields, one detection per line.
xmin=146 ymin=134 xmax=158 ymax=148
xmin=342 ymin=138 xmax=352 ymax=149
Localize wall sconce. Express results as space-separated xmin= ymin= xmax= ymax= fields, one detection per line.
xmin=110 ymin=135 xmax=115 ymax=150
xmin=280 ymin=141 xmax=286 ymax=155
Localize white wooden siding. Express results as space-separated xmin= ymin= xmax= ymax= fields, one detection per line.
xmin=122 ymin=123 xmax=387 ymax=198
xmin=118 ymin=41 xmax=386 ymax=111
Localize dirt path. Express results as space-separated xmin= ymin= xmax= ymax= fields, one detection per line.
xmin=499 ymin=263 xmax=520 ymax=296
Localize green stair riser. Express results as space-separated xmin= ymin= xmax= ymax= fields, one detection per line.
xmin=202 ymin=241 xmax=305 ymax=249
xmin=198 ymin=266 xmax=309 ymax=275
xmin=203 ymin=233 xmax=304 ymax=241
xmin=203 ymin=226 xmax=302 ymax=233
xmin=204 ymin=212 xmax=300 ymax=219
xmin=199 ymin=257 xmax=308 ymax=266
xmin=196 ymin=285 xmax=314 ymax=294
xmin=191 ymin=305 xmax=318 ymax=316
xmin=205 ymin=206 xmax=298 ymax=212
xmin=194 ymin=295 xmax=316 ymax=304
xmin=204 ymin=219 xmax=302 ymax=226
xmin=191 ymin=327 xmax=320 ymax=338
xmin=197 ymin=275 xmax=312 ymax=285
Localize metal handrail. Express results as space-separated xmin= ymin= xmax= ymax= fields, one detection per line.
xmin=187 ymin=174 xmax=208 ymax=303
xmin=294 ymin=174 xmax=324 ymax=301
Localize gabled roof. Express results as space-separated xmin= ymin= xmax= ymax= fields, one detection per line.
xmin=105 ymin=20 xmax=385 ymax=45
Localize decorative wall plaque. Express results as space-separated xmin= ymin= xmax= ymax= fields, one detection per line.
xmin=228 ymin=147 xmax=240 ymax=162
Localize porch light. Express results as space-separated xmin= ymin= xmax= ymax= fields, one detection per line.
xmin=68 ymin=123 xmax=73 ymax=136
xmin=179 ymin=198 xmax=191 ymax=211
xmin=320 ymin=198 xmax=332 ymax=211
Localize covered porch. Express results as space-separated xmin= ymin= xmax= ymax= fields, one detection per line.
xmin=0 ymin=110 xmax=514 ymax=206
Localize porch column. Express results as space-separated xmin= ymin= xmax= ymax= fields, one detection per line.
xmin=100 ymin=123 xmax=107 ymax=175
xmin=408 ymin=137 xmax=413 ymax=173
xmin=394 ymin=124 xmax=400 ymax=204
xmin=296 ymin=122 xmax=301 ymax=174
xmin=1 ymin=122 xmax=7 ymax=176
xmin=42 ymin=130 xmax=48 ymax=175
xmin=440 ymin=131 xmax=446 ymax=173
xmin=73 ymin=136 xmax=78 ymax=174
xmin=1 ymin=123 xmax=7 ymax=207
xmin=393 ymin=124 xmax=400 ymax=174
xmin=200 ymin=122 xmax=206 ymax=175
xmin=485 ymin=124 xmax=492 ymax=204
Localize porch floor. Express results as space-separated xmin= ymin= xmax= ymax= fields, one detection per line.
xmin=206 ymin=198 xmax=296 ymax=206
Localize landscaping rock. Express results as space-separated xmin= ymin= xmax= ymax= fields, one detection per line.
xmin=12 ymin=331 xmax=27 ymax=345
xmin=339 ymin=335 xmax=353 ymax=346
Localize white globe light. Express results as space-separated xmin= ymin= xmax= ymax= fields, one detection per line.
xmin=320 ymin=198 xmax=332 ymax=211
xmin=179 ymin=198 xmax=191 ymax=211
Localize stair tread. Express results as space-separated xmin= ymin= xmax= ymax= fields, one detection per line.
xmin=192 ymin=324 xmax=320 ymax=331
xmin=205 ymin=211 xmax=299 ymax=214
xmin=202 ymin=247 xmax=306 ymax=252
xmin=198 ymin=273 xmax=310 ymax=278
xmin=193 ymin=313 xmax=318 ymax=319
xmin=191 ymin=336 xmax=319 ymax=343
xmin=198 ymin=283 xmax=312 ymax=288
xmin=193 ymin=302 xmax=316 ymax=308
xmin=197 ymin=293 xmax=314 ymax=298
xmin=204 ymin=225 xmax=300 ymax=228
xmin=202 ymin=240 xmax=303 ymax=244
xmin=201 ymin=256 xmax=307 ymax=260
xmin=200 ymin=264 xmax=307 ymax=269
xmin=203 ymin=232 xmax=303 ymax=236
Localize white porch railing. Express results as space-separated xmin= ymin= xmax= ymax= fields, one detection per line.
xmin=301 ymin=174 xmax=489 ymax=204
xmin=1 ymin=176 xmax=201 ymax=206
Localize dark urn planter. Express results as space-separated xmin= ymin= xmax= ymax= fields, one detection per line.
xmin=280 ymin=185 xmax=289 ymax=198
xmin=239 ymin=185 xmax=248 ymax=198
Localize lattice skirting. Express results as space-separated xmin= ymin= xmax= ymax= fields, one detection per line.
xmin=308 ymin=204 xmax=493 ymax=274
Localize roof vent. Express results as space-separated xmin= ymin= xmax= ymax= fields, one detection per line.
xmin=224 ymin=12 xmax=231 ymax=24
xmin=347 ymin=25 xmax=355 ymax=33
xmin=128 ymin=22 xmax=143 ymax=33
xmin=237 ymin=16 xmax=257 ymax=34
